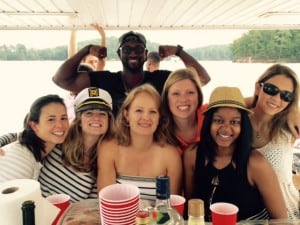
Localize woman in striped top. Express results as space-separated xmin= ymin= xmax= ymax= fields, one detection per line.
xmin=97 ymin=84 xmax=182 ymax=205
xmin=38 ymin=87 xmax=115 ymax=202
xmin=0 ymin=94 xmax=69 ymax=182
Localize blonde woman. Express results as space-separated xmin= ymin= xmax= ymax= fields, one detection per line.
xmin=97 ymin=84 xmax=182 ymax=204
xmin=38 ymin=87 xmax=115 ymax=202
xmin=161 ymin=67 xmax=205 ymax=154
xmin=250 ymin=64 xmax=300 ymax=219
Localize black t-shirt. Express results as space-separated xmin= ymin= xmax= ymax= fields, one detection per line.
xmin=89 ymin=70 xmax=170 ymax=117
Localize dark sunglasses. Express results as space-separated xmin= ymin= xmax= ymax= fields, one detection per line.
xmin=260 ymin=82 xmax=294 ymax=102
xmin=119 ymin=46 xmax=146 ymax=54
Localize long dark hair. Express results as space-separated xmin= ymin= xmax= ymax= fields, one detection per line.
xmin=199 ymin=107 xmax=253 ymax=176
xmin=19 ymin=94 xmax=65 ymax=162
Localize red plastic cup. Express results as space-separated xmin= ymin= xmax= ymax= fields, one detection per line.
xmin=210 ymin=202 xmax=239 ymax=225
xmin=46 ymin=194 xmax=71 ymax=225
xmin=170 ymin=194 xmax=186 ymax=216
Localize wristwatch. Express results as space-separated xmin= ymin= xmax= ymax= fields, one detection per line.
xmin=175 ymin=45 xmax=183 ymax=56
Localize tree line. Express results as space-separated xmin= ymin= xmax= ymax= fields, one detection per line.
xmin=0 ymin=30 xmax=300 ymax=62
xmin=231 ymin=30 xmax=300 ymax=62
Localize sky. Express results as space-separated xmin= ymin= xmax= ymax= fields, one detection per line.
xmin=0 ymin=29 xmax=248 ymax=49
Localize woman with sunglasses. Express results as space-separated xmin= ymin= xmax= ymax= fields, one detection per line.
xmin=249 ymin=63 xmax=300 ymax=219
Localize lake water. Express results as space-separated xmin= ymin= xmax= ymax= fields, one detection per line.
xmin=1 ymin=60 xmax=299 ymax=135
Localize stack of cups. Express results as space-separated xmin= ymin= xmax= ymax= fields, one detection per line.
xmin=99 ymin=183 xmax=140 ymax=225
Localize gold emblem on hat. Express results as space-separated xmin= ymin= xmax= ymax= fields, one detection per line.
xmin=88 ymin=87 xmax=100 ymax=97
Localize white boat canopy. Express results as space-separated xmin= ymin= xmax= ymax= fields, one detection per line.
xmin=0 ymin=0 xmax=300 ymax=30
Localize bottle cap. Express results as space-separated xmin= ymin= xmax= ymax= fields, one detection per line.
xmin=188 ymin=199 xmax=204 ymax=217
xmin=156 ymin=175 xmax=170 ymax=200
xmin=22 ymin=200 xmax=35 ymax=210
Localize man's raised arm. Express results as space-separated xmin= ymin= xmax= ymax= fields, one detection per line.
xmin=52 ymin=45 xmax=95 ymax=93
xmin=159 ymin=45 xmax=210 ymax=86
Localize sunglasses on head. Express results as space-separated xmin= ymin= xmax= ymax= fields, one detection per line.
xmin=119 ymin=45 xmax=146 ymax=54
xmin=260 ymin=82 xmax=294 ymax=102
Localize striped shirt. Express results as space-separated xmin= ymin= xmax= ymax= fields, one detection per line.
xmin=0 ymin=132 xmax=18 ymax=147
xmin=116 ymin=174 xmax=156 ymax=205
xmin=38 ymin=147 xmax=98 ymax=203
xmin=0 ymin=141 xmax=42 ymax=182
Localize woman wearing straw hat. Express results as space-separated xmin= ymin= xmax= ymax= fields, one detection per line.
xmin=184 ymin=86 xmax=287 ymax=221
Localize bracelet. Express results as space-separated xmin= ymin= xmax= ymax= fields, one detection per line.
xmin=175 ymin=45 xmax=183 ymax=56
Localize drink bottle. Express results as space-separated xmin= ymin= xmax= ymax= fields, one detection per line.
xmin=22 ymin=200 xmax=36 ymax=225
xmin=151 ymin=175 xmax=185 ymax=225
xmin=187 ymin=199 xmax=205 ymax=225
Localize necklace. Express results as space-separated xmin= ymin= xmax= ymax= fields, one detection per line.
xmin=250 ymin=115 xmax=263 ymax=139
xmin=209 ymin=174 xmax=219 ymax=220
xmin=255 ymin=131 xmax=261 ymax=139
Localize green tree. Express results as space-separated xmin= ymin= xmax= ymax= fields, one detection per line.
xmin=231 ymin=30 xmax=300 ymax=62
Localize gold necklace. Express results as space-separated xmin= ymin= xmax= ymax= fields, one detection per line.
xmin=250 ymin=115 xmax=263 ymax=139
xmin=255 ymin=131 xmax=261 ymax=139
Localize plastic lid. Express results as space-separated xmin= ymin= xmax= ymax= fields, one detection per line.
xmin=22 ymin=200 xmax=35 ymax=210
xmin=188 ymin=199 xmax=204 ymax=217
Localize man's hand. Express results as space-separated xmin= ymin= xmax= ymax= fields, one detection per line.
xmin=287 ymin=109 xmax=300 ymax=139
xmin=91 ymin=23 xmax=105 ymax=37
xmin=89 ymin=45 xmax=107 ymax=59
xmin=0 ymin=148 xmax=4 ymax=156
xmin=158 ymin=45 xmax=177 ymax=60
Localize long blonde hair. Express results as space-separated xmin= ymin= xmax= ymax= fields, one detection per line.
xmin=252 ymin=64 xmax=300 ymax=142
xmin=115 ymin=83 xmax=168 ymax=146
xmin=62 ymin=110 xmax=115 ymax=176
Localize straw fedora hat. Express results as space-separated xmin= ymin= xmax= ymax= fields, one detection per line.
xmin=204 ymin=86 xmax=253 ymax=114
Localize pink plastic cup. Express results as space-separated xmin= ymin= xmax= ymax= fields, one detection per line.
xmin=170 ymin=194 xmax=186 ymax=216
xmin=210 ymin=202 xmax=239 ymax=225
xmin=46 ymin=193 xmax=71 ymax=225
xmin=99 ymin=183 xmax=139 ymax=203
xmin=100 ymin=195 xmax=139 ymax=209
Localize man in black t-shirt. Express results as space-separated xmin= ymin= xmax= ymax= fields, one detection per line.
xmin=53 ymin=31 xmax=210 ymax=117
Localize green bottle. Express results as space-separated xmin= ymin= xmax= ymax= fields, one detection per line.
xmin=22 ymin=200 xmax=36 ymax=225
